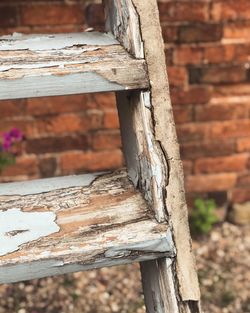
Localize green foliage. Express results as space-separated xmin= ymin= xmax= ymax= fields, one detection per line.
xmin=221 ymin=290 xmax=236 ymax=307
xmin=0 ymin=153 xmax=15 ymax=173
xmin=189 ymin=198 xmax=218 ymax=237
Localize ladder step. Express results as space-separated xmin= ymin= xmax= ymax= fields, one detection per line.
xmin=0 ymin=170 xmax=174 ymax=284
xmin=0 ymin=32 xmax=149 ymax=100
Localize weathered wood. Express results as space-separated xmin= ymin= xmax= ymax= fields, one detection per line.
xmin=0 ymin=170 xmax=175 ymax=284
xmin=0 ymin=32 xmax=149 ymax=100
xmin=140 ymin=259 xmax=179 ymax=313
xmin=103 ymin=1 xmax=201 ymax=312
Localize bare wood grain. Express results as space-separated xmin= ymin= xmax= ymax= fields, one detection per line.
xmin=103 ymin=1 xmax=201 ymax=312
xmin=0 ymin=170 xmax=174 ymax=284
xmin=0 ymin=32 xmax=149 ymax=100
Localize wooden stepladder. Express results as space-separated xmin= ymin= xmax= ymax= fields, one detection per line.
xmin=0 ymin=1 xmax=201 ymax=312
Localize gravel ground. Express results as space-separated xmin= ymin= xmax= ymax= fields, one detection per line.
xmin=0 ymin=222 xmax=249 ymax=313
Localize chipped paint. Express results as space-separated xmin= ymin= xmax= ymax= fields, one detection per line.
xmin=0 ymin=208 xmax=59 ymax=256
xmin=0 ymin=50 xmax=99 ymax=72
xmin=0 ymin=32 xmax=118 ymax=51
xmin=105 ymin=229 xmax=175 ymax=258
xmin=105 ymin=0 xmax=144 ymax=58
xmin=0 ymin=251 xmax=172 ymax=285
xmin=0 ymin=172 xmax=106 ymax=196
xmin=139 ymin=91 xmax=166 ymax=222
xmin=0 ymin=229 xmax=175 ymax=284
xmin=0 ymin=170 xmax=173 ymax=284
xmin=0 ymin=32 xmax=149 ymax=100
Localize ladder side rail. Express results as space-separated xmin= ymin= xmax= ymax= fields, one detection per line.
xmin=103 ymin=1 xmax=201 ymax=312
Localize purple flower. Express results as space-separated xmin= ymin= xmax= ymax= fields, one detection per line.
xmin=2 ymin=140 xmax=11 ymax=151
xmin=9 ymin=128 xmax=23 ymax=140
xmin=1 ymin=128 xmax=23 ymax=152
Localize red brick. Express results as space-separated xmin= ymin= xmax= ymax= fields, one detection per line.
xmin=0 ymin=99 xmax=26 ymax=118
xmin=21 ymin=4 xmax=84 ymax=26
xmin=194 ymin=154 xmax=249 ymax=174
xmin=180 ymin=140 xmax=236 ymax=159
xmin=0 ymin=26 xmax=30 ymax=36
xmin=237 ymin=173 xmax=250 ymax=186
xmin=90 ymin=93 xmax=116 ymax=110
xmin=182 ymin=160 xmax=193 ymax=176
xmin=1 ymin=0 xmax=250 ymax=200
xmin=161 ymin=25 xmax=178 ymax=43
xmin=237 ymin=138 xmax=250 ymax=152
xmin=185 ymin=173 xmax=237 ymax=192
xmin=224 ymin=22 xmax=250 ymax=40
xmin=231 ymin=188 xmax=250 ymax=203
xmin=213 ymin=84 xmax=250 ymax=97
xmin=210 ymin=120 xmax=250 ymax=139
xmin=165 ymin=47 xmax=174 ymax=66
xmin=173 ymin=46 xmax=203 ymax=66
xmin=195 ymin=103 xmax=248 ymax=122
xmin=33 ymin=114 xmax=85 ymax=137
xmin=60 ymin=150 xmax=123 ymax=174
xmin=173 ymin=106 xmax=193 ymax=124
xmin=30 ymin=24 xmax=83 ymax=34
xmin=176 ymin=123 xmax=209 ymax=143
xmin=103 ymin=110 xmax=120 ymax=129
xmin=86 ymin=4 xmax=105 ymax=28
xmin=26 ymin=135 xmax=88 ymax=154
xmin=203 ymin=43 xmax=250 ymax=64
xmin=91 ymin=130 xmax=121 ymax=151
xmin=0 ymin=6 xmax=18 ymax=27
xmin=189 ymin=65 xmax=247 ymax=84
xmin=179 ymin=23 xmax=222 ymax=43
xmin=32 ymin=112 xmax=103 ymax=137
xmin=203 ymin=44 xmax=234 ymax=64
xmin=0 ymin=156 xmax=38 ymax=178
xmin=167 ymin=66 xmax=188 ymax=88
xmin=26 ymin=95 xmax=89 ymax=116
xmin=171 ymin=86 xmax=212 ymax=105
xmin=211 ymin=0 xmax=250 ymax=22
xmin=159 ymin=2 xmax=209 ymax=22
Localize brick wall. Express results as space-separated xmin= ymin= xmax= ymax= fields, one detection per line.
xmin=0 ymin=0 xmax=250 ymax=207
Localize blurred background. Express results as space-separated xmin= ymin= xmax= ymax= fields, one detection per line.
xmin=0 ymin=1 xmax=249 ymax=313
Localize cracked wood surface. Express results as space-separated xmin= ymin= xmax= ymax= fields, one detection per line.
xmin=0 ymin=32 xmax=149 ymax=100
xmin=103 ymin=1 xmax=201 ymax=312
xmin=0 ymin=170 xmax=175 ymax=284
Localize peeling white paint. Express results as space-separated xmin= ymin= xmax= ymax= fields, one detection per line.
xmin=0 ymin=31 xmax=149 ymax=100
xmin=0 ymin=49 xmax=99 ymax=72
xmin=0 ymin=32 xmax=118 ymax=51
xmin=0 ymin=209 xmax=59 ymax=256
xmin=140 ymin=91 xmax=166 ymax=222
xmin=143 ymin=91 xmax=152 ymax=108
xmin=105 ymin=230 xmax=175 ymax=258
xmin=0 ymin=252 xmax=173 ymax=284
xmin=0 ymin=172 xmax=106 ymax=196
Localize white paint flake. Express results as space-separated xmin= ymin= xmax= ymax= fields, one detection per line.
xmin=0 ymin=208 xmax=59 ymax=256
xmin=0 ymin=32 xmax=118 ymax=51
xmin=0 ymin=172 xmax=107 ymax=196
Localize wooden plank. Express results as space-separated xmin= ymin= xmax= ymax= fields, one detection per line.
xmin=103 ymin=1 xmax=201 ymax=312
xmin=0 ymin=170 xmax=175 ymax=284
xmin=0 ymin=32 xmax=149 ymax=100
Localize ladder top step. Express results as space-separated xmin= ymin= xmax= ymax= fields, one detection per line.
xmin=0 ymin=32 xmax=149 ymax=100
xmin=0 ymin=170 xmax=174 ymax=284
